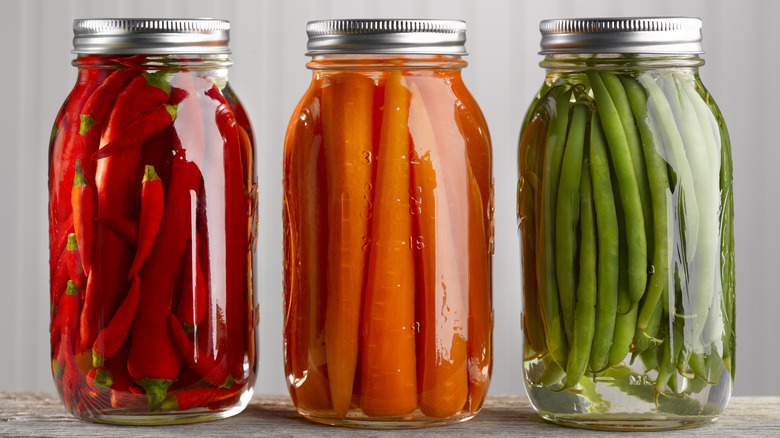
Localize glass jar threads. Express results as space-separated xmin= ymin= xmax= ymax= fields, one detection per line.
xmin=283 ymin=19 xmax=494 ymax=428
xmin=48 ymin=19 xmax=258 ymax=424
xmin=517 ymin=17 xmax=734 ymax=429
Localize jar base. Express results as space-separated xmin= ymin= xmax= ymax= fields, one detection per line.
xmin=71 ymin=388 xmax=252 ymax=425
xmin=298 ymin=409 xmax=476 ymax=429
xmin=537 ymin=411 xmax=720 ymax=431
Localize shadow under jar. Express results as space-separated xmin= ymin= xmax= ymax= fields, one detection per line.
xmin=283 ymin=19 xmax=494 ymax=428
xmin=48 ymin=19 xmax=258 ymax=424
xmin=517 ymin=17 xmax=735 ymax=430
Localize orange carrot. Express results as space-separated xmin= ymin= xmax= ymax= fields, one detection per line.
xmin=408 ymin=80 xmax=469 ymax=418
xmin=283 ymin=84 xmax=332 ymax=412
xmin=465 ymin=162 xmax=491 ymax=413
xmin=450 ymin=76 xmax=495 ymax=411
xmin=360 ymin=70 xmax=418 ymax=417
xmin=321 ymin=72 xmax=375 ymax=416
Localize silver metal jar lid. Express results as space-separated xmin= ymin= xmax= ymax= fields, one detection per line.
xmin=306 ymin=19 xmax=467 ymax=55
xmin=73 ymin=18 xmax=231 ymax=54
xmin=539 ymin=17 xmax=703 ymax=54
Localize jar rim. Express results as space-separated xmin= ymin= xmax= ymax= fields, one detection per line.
xmin=72 ymin=18 xmax=231 ymax=55
xmin=305 ymin=19 xmax=467 ymax=56
xmin=539 ymin=17 xmax=703 ymax=55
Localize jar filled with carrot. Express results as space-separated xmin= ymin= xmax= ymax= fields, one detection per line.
xmin=517 ymin=18 xmax=734 ymax=429
xmin=48 ymin=19 xmax=258 ymax=424
xmin=283 ymin=19 xmax=493 ymax=427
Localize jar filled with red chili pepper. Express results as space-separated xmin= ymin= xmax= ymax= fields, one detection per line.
xmin=48 ymin=18 xmax=258 ymax=424
xmin=283 ymin=19 xmax=493 ymax=428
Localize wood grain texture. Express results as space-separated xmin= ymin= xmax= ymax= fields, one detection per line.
xmin=0 ymin=393 xmax=778 ymax=437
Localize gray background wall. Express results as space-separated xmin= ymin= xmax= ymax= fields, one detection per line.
xmin=1 ymin=0 xmax=776 ymax=398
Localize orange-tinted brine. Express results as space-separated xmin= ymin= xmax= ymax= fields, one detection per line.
xmin=283 ymin=56 xmax=493 ymax=426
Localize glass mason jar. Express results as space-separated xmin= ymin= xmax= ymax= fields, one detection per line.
xmin=283 ymin=19 xmax=494 ymax=428
xmin=517 ymin=18 xmax=734 ymax=430
xmin=48 ymin=19 xmax=258 ymax=424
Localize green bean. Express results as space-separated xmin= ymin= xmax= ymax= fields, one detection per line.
xmin=608 ymin=299 xmax=638 ymax=368
xmin=622 ymin=76 xmax=673 ymax=332
xmin=588 ymin=113 xmax=619 ymax=372
xmin=601 ymin=72 xmax=654 ymax=273
xmin=632 ymin=299 xmax=663 ymax=362
xmin=639 ymin=73 xmax=699 ymax=260
xmin=538 ymin=87 xmax=572 ymax=369
xmin=563 ymin=160 xmax=596 ymax=389
xmin=587 ymin=71 xmax=648 ymax=307
xmin=556 ymin=103 xmax=588 ymax=343
xmin=655 ymin=305 xmax=684 ymax=394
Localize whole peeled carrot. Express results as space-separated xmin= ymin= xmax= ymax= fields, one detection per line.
xmin=127 ymin=165 xmax=164 ymax=279
xmin=322 ymin=72 xmax=375 ymax=416
xmin=282 ymin=83 xmax=333 ymax=412
xmin=360 ymin=70 xmax=418 ymax=417
xmin=408 ymin=80 xmax=468 ymax=418
xmin=71 ymin=160 xmax=95 ymax=275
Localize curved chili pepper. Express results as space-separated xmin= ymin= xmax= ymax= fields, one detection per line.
xmin=127 ymin=165 xmax=164 ymax=279
xmin=92 ymin=274 xmax=141 ymax=367
xmin=160 ymin=385 xmax=243 ymax=412
xmin=177 ymin=237 xmax=207 ymax=328
xmin=64 ymin=233 xmax=87 ymax=291
xmin=168 ymin=314 xmax=232 ymax=388
xmin=91 ymin=104 xmax=177 ymax=160
xmin=79 ymin=69 xmax=138 ymax=136
xmin=86 ymin=368 xmax=113 ymax=394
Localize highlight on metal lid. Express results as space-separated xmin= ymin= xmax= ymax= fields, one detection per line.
xmin=539 ymin=17 xmax=703 ymax=54
xmin=306 ymin=19 xmax=467 ymax=56
xmin=72 ymin=18 xmax=231 ymax=54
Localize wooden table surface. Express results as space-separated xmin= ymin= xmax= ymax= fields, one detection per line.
xmin=1 ymin=393 xmax=778 ymax=437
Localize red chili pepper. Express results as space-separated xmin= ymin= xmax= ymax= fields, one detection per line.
xmin=79 ymin=69 xmax=138 ymax=136
xmin=70 ymin=160 xmax=95 ymax=275
xmin=168 ymin=314 xmax=232 ymax=388
xmin=91 ymin=274 xmax=141 ymax=367
xmin=50 ymin=213 xmax=73 ymax=278
xmin=97 ymin=217 xmax=138 ymax=247
xmin=214 ymin=103 xmax=248 ymax=383
xmin=80 ymin=72 xmax=172 ymax=354
xmin=91 ymin=104 xmax=178 ymax=160
xmin=127 ymin=156 xmax=202 ymax=411
xmin=161 ymin=385 xmax=243 ymax=412
xmin=127 ymin=165 xmax=164 ymax=279
xmin=49 ymin=67 xmax=106 ymax=232
xmin=53 ymin=281 xmax=83 ymax=411
xmin=63 ymin=233 xmax=87 ymax=292
xmin=177 ymin=237 xmax=208 ymax=328
xmin=103 ymin=344 xmax=146 ymax=408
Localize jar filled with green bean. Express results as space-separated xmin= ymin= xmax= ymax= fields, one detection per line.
xmin=517 ymin=17 xmax=734 ymax=430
